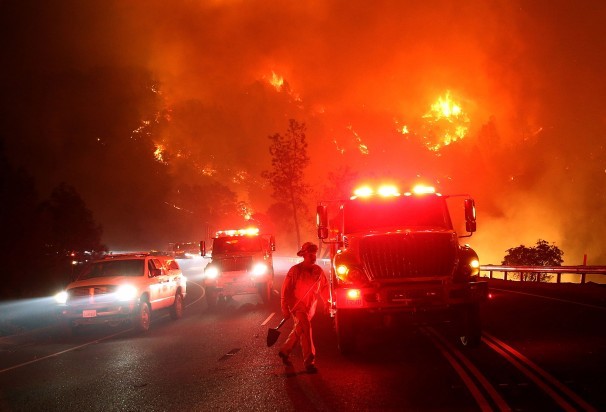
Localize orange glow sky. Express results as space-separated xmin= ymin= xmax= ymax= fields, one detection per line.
xmin=2 ymin=1 xmax=606 ymax=263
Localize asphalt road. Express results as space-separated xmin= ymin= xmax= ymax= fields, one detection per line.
xmin=0 ymin=262 xmax=605 ymax=411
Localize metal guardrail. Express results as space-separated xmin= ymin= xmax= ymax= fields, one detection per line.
xmin=480 ymin=265 xmax=606 ymax=284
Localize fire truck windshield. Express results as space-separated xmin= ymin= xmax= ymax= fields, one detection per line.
xmin=343 ymin=195 xmax=452 ymax=234
xmin=212 ymin=236 xmax=264 ymax=254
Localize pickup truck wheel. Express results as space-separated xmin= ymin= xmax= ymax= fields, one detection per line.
xmin=206 ymin=287 xmax=218 ymax=310
xmin=62 ymin=321 xmax=82 ymax=337
xmin=133 ymin=301 xmax=151 ymax=332
xmin=457 ymin=303 xmax=481 ymax=347
xmin=170 ymin=292 xmax=184 ymax=320
xmin=335 ymin=310 xmax=356 ymax=355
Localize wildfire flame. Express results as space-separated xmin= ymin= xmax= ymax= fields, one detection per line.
xmin=269 ymin=71 xmax=284 ymax=91
xmin=421 ymin=91 xmax=470 ymax=152
xmin=264 ymin=71 xmax=302 ymax=104
xmin=154 ymin=144 xmax=167 ymax=164
xmin=346 ymin=125 xmax=369 ymax=155
xmin=396 ymin=91 xmax=470 ymax=153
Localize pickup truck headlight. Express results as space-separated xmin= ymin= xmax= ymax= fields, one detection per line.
xmin=55 ymin=291 xmax=68 ymax=304
xmin=116 ymin=284 xmax=138 ymax=301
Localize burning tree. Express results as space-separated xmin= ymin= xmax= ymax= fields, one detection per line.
xmin=262 ymin=119 xmax=310 ymax=250
xmin=502 ymin=239 xmax=564 ymax=282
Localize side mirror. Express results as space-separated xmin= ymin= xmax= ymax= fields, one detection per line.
xmin=317 ymin=205 xmax=329 ymax=239
xmin=150 ymin=268 xmax=162 ymax=277
xmin=464 ymin=198 xmax=477 ymax=233
xmin=269 ymin=235 xmax=276 ymax=252
xmin=199 ymin=240 xmax=206 ymax=257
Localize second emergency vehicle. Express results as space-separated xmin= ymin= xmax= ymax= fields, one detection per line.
xmin=201 ymin=228 xmax=276 ymax=308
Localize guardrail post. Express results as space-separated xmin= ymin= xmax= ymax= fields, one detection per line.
xmin=556 ymin=273 xmax=561 ymax=284
xmin=581 ymin=273 xmax=586 ymax=284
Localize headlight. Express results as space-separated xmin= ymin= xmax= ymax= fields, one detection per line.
xmin=470 ymin=259 xmax=480 ymax=276
xmin=336 ymin=265 xmax=348 ymax=278
xmin=251 ymin=263 xmax=268 ymax=276
xmin=335 ymin=264 xmax=366 ymax=285
xmin=55 ymin=291 xmax=68 ymax=304
xmin=205 ymin=266 xmax=219 ymax=279
xmin=116 ymin=284 xmax=138 ymax=301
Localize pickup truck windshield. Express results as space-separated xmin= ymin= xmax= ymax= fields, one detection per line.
xmin=343 ymin=195 xmax=452 ymax=234
xmin=78 ymin=259 xmax=145 ymax=280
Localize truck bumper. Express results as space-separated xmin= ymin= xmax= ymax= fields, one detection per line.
xmin=334 ymin=280 xmax=488 ymax=314
xmin=204 ymin=272 xmax=272 ymax=296
xmin=58 ymin=302 xmax=137 ymax=326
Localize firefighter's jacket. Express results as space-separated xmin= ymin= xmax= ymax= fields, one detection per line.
xmin=281 ymin=262 xmax=328 ymax=318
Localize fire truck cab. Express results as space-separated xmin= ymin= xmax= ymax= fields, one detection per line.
xmin=201 ymin=228 xmax=276 ymax=309
xmin=317 ymin=184 xmax=487 ymax=354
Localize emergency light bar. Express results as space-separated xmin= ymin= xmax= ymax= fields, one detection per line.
xmin=353 ymin=186 xmax=374 ymax=197
xmin=352 ymin=183 xmax=435 ymax=199
xmin=215 ymin=228 xmax=260 ymax=237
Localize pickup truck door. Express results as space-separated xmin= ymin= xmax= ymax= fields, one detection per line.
xmin=148 ymin=259 xmax=169 ymax=309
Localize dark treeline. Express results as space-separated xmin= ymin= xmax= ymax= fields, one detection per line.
xmin=0 ymin=137 xmax=105 ymax=299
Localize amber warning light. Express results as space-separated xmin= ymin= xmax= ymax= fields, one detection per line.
xmin=411 ymin=184 xmax=436 ymax=195
xmin=352 ymin=184 xmax=436 ymax=199
xmin=216 ymin=228 xmax=259 ymax=237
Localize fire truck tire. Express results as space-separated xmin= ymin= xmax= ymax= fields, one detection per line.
xmin=133 ymin=300 xmax=151 ymax=332
xmin=335 ymin=310 xmax=356 ymax=355
xmin=257 ymin=281 xmax=272 ymax=304
xmin=206 ymin=287 xmax=218 ymax=310
xmin=457 ymin=303 xmax=481 ymax=347
xmin=170 ymin=292 xmax=184 ymax=320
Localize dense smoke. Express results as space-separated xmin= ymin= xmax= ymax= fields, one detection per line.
xmin=2 ymin=1 xmax=605 ymax=263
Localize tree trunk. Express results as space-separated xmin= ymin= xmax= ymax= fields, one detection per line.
xmin=291 ymin=191 xmax=301 ymax=249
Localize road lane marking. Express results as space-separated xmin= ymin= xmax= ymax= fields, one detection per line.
xmin=422 ymin=329 xmax=493 ymax=412
xmin=261 ymin=312 xmax=276 ymax=326
xmin=185 ymin=280 xmax=205 ymax=307
xmin=483 ymin=332 xmax=598 ymax=412
xmin=1 ymin=280 xmax=211 ymax=374
xmin=1 ymin=282 xmax=210 ymax=374
xmin=0 ymin=329 xmax=129 ymax=374
xmin=421 ymin=326 xmax=510 ymax=412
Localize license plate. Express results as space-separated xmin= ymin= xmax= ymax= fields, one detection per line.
xmin=82 ymin=310 xmax=97 ymax=318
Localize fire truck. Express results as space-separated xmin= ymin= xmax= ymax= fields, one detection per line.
xmin=316 ymin=184 xmax=487 ymax=354
xmin=200 ymin=228 xmax=276 ymax=309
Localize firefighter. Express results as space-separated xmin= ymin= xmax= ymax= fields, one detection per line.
xmin=278 ymin=242 xmax=329 ymax=373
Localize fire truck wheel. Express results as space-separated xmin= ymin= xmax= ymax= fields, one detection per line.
xmin=257 ymin=281 xmax=272 ymax=304
xmin=206 ymin=287 xmax=218 ymax=310
xmin=457 ymin=303 xmax=481 ymax=347
xmin=170 ymin=292 xmax=184 ymax=320
xmin=335 ymin=310 xmax=356 ymax=355
xmin=133 ymin=300 xmax=151 ymax=332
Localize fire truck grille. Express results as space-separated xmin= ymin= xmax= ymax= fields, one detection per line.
xmin=360 ymin=233 xmax=456 ymax=280
xmin=218 ymin=256 xmax=253 ymax=272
